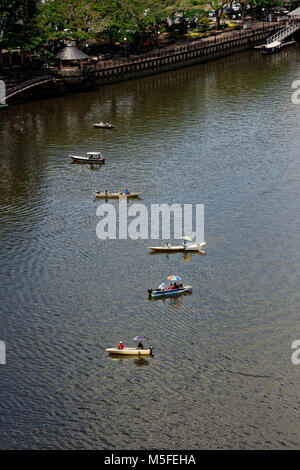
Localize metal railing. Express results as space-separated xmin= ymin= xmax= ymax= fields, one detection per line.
xmin=0 ymin=75 xmax=52 ymax=101
xmin=90 ymin=24 xmax=281 ymax=71
xmin=267 ymin=21 xmax=300 ymax=44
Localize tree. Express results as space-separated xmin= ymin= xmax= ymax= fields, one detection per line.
xmin=142 ymin=0 xmax=175 ymax=45
xmin=250 ymin=0 xmax=282 ymax=16
xmin=205 ymin=0 xmax=230 ymax=29
xmin=100 ymin=0 xmax=144 ymax=44
xmin=0 ymin=0 xmax=39 ymax=46
xmin=36 ymin=0 xmax=107 ymax=47
xmin=162 ymin=0 xmax=211 ymax=36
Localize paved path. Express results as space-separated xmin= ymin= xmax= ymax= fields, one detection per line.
xmin=94 ymin=21 xmax=285 ymax=69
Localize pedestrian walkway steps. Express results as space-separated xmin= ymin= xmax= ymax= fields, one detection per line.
xmin=267 ymin=21 xmax=300 ymax=44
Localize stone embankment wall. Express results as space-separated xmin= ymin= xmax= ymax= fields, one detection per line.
xmin=85 ymin=27 xmax=281 ymax=88
xmin=4 ymin=25 xmax=283 ymax=104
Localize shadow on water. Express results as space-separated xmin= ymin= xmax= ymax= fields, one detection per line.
xmin=107 ymin=356 xmax=152 ymax=367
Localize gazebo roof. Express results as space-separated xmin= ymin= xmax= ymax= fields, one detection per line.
xmin=55 ymin=45 xmax=88 ymax=60
xmin=288 ymin=7 xmax=300 ymax=16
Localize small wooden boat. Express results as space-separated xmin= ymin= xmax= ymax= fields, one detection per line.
xmin=148 ymin=285 xmax=192 ymax=298
xmin=70 ymin=151 xmax=105 ymax=164
xmin=148 ymin=242 xmax=206 ymax=253
xmin=106 ymin=347 xmax=153 ymax=356
xmin=93 ymin=191 xmax=142 ymax=198
xmin=93 ymin=122 xmax=115 ymax=129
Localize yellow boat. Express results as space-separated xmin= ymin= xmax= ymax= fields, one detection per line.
xmin=106 ymin=347 xmax=153 ymax=356
xmin=93 ymin=191 xmax=142 ymax=198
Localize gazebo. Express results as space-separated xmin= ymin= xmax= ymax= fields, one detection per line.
xmin=55 ymin=45 xmax=88 ymax=69
xmin=288 ymin=7 xmax=300 ymax=19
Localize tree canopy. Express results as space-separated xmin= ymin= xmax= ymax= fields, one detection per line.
xmin=0 ymin=0 xmax=287 ymax=52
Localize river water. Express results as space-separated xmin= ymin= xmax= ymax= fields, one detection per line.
xmin=0 ymin=46 xmax=300 ymax=450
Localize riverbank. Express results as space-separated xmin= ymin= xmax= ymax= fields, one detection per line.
xmin=0 ymin=22 xmax=288 ymax=106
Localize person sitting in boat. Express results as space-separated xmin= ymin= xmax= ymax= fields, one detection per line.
xmin=159 ymin=282 xmax=165 ymax=291
xmin=124 ymin=188 xmax=130 ymax=194
xmin=137 ymin=341 xmax=144 ymax=349
xmin=173 ymin=282 xmax=179 ymax=289
xmin=118 ymin=341 xmax=124 ymax=350
xmin=182 ymin=239 xmax=187 ymax=249
xmin=104 ymin=190 xmax=108 ymax=197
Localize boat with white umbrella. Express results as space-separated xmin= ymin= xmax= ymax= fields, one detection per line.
xmin=148 ymin=236 xmax=206 ymax=253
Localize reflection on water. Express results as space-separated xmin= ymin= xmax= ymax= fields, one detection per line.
xmin=0 ymin=45 xmax=300 ymax=449
xmin=149 ymin=252 xmax=205 ymax=261
xmin=108 ymin=356 xmax=152 ymax=367
xmin=147 ymin=292 xmax=193 ymax=305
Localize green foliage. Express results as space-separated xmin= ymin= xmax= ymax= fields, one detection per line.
xmin=0 ymin=0 xmax=40 ymax=48
xmin=36 ymin=0 xmax=107 ymax=47
xmin=0 ymin=0 xmax=288 ymax=54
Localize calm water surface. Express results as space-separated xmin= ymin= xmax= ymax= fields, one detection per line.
xmin=0 ymin=46 xmax=300 ymax=449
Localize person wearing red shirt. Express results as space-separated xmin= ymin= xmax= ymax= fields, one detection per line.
xmin=118 ymin=341 xmax=124 ymax=350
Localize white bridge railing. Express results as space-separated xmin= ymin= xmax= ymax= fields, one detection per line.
xmin=267 ymin=21 xmax=300 ymax=44
xmin=0 ymin=75 xmax=52 ymax=102
xmin=0 ymin=80 xmax=6 ymax=104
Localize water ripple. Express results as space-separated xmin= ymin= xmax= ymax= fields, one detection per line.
xmin=0 ymin=46 xmax=300 ymax=449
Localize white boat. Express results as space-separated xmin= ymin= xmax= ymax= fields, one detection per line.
xmin=93 ymin=122 xmax=115 ymax=129
xmin=260 ymin=40 xmax=296 ymax=54
xmin=70 ymin=151 xmax=105 ymax=164
xmin=148 ymin=242 xmax=206 ymax=253
xmin=106 ymin=347 xmax=153 ymax=356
